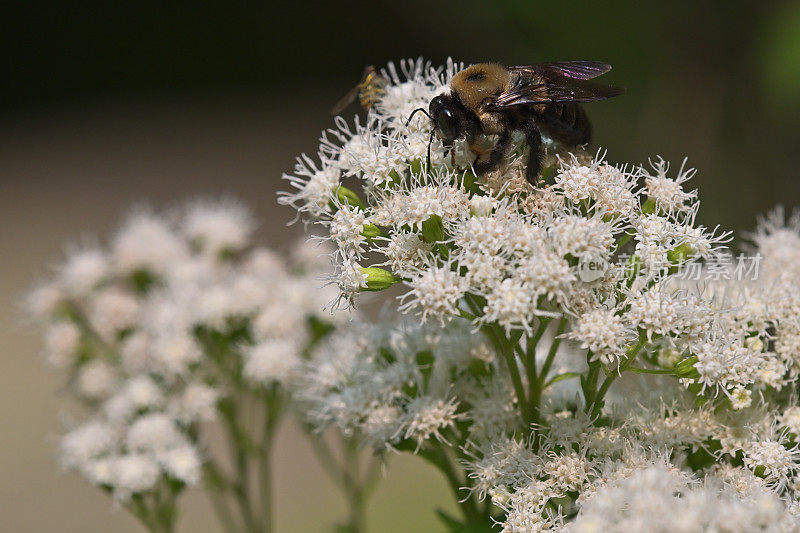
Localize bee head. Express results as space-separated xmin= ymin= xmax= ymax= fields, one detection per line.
xmin=429 ymin=94 xmax=462 ymax=142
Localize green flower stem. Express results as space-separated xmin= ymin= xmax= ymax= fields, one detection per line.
xmin=627 ymin=366 xmax=676 ymax=375
xmin=420 ymin=442 xmax=483 ymax=525
xmin=307 ymin=431 xmax=377 ymax=533
xmin=127 ymin=483 xmax=178 ymax=533
xmin=219 ymin=397 xmax=261 ymax=533
xmin=529 ymin=317 xmax=567 ymax=423
xmin=539 ymin=318 xmax=568 ymax=384
xmin=525 ymin=319 xmax=551 ymax=396
xmin=587 ymin=338 xmax=647 ymax=418
xmin=342 ymin=434 xmax=367 ymax=533
xmin=462 ymin=293 xmax=534 ymax=433
xmin=484 ymin=324 xmax=531 ymax=430
xmin=259 ymin=387 xmax=283 ymax=533
xmin=126 ymin=498 xmax=156 ymax=532
xmin=204 ymin=461 xmax=240 ymax=533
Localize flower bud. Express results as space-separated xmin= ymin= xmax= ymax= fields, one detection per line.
xmin=332 ymin=186 xmax=365 ymax=211
xmin=360 ymin=267 xmax=401 ymax=291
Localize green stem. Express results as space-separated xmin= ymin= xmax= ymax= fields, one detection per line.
xmin=483 ymin=324 xmax=531 ymax=428
xmin=259 ymin=389 xmax=282 ymax=533
xmin=205 ymin=484 xmax=240 ymax=533
xmin=425 ymin=443 xmax=482 ymax=525
xmin=220 ymin=398 xmax=260 ymax=533
xmin=529 ymin=317 xmax=568 ymax=424
xmin=126 ymin=498 xmax=156 ymax=532
xmin=627 ymin=366 xmax=675 ymax=375
xmin=587 ymin=338 xmax=647 ymax=418
xmin=539 ymin=318 xmax=567 ymax=384
xmin=342 ymin=435 xmax=367 ymax=533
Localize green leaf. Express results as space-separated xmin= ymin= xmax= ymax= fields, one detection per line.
xmin=361 ymin=223 xmax=383 ymax=241
xmin=546 ymin=372 xmax=581 ymax=387
xmin=641 ymin=197 xmax=657 ymax=214
xmin=674 ymin=355 xmax=700 ymax=378
xmin=667 ymin=243 xmax=693 ymax=264
xmin=421 ymin=214 xmax=445 ymax=243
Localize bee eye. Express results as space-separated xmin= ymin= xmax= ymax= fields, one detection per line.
xmin=437 ymin=108 xmax=459 ymax=141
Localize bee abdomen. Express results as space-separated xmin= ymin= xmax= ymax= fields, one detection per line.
xmin=539 ymin=103 xmax=591 ymax=146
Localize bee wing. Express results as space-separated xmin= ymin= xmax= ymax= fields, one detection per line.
xmin=330 ymin=83 xmax=361 ymax=115
xmin=540 ymin=78 xmax=624 ymax=103
xmin=491 ymin=66 xmax=623 ymax=109
xmin=508 ymin=61 xmax=613 ymax=80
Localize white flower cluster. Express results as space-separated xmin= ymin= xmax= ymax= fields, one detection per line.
xmin=279 ymin=59 xmax=736 ymax=381
xmin=294 ymin=319 xmax=504 ymax=450
xmin=27 ymin=199 xmax=339 ymax=504
xmin=280 ymin=58 xmax=800 ymax=531
xmin=567 ymin=462 xmax=799 ymax=533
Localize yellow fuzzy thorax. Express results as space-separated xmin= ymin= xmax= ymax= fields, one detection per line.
xmin=450 ymin=63 xmax=510 ymax=110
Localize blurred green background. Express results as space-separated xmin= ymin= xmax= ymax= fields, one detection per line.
xmin=2 ymin=1 xmax=799 ymax=531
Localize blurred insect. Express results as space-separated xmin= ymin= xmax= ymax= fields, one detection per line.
xmin=331 ymin=65 xmax=387 ymax=115
xmin=408 ymin=61 xmax=623 ymax=185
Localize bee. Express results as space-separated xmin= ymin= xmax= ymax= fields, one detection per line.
xmin=409 ymin=61 xmax=623 ymax=185
xmin=331 ymin=65 xmax=387 ymax=115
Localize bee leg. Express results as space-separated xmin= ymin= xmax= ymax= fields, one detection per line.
xmin=522 ymin=120 xmax=543 ymax=185
xmin=472 ymin=131 xmax=511 ymax=175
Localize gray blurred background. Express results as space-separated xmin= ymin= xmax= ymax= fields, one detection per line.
xmin=3 ymin=0 xmax=800 ymax=530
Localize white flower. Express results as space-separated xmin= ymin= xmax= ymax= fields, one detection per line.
xmin=169 ymin=383 xmax=219 ymax=424
xmin=279 ymin=154 xmax=341 ymax=218
xmin=327 ymin=204 xmax=368 ymax=257
xmin=88 ymin=287 xmax=140 ymax=342
xmin=24 ymin=282 xmax=64 ymax=319
xmin=111 ymin=453 xmax=160 ymax=496
xmin=243 ymin=339 xmax=300 ymax=385
xmin=60 ymin=421 xmax=118 ymax=469
xmin=123 ymin=375 xmax=164 ymax=411
xmin=569 ymin=309 xmax=633 ymax=364
xmin=481 ymin=278 xmax=537 ymax=334
xmin=181 ymin=198 xmax=254 ymax=257
xmin=780 ymin=406 xmax=800 ymax=437
xmin=77 ymin=360 xmax=117 ymax=399
xmin=332 ymin=257 xmax=369 ymax=307
xmin=400 ymin=396 xmax=461 ymax=450
xmin=58 ymin=247 xmax=108 ymax=295
xmin=642 ymin=157 xmax=697 ymax=212
xmin=158 ymin=445 xmax=202 ymax=485
xmin=547 ymin=214 xmax=615 ymax=259
xmin=399 ymin=263 xmax=467 ymax=324
xmin=742 ymin=435 xmax=800 ymax=491
xmin=43 ymin=321 xmax=81 ymax=368
xmin=152 ymin=332 xmax=203 ymax=375
xmin=126 ymin=413 xmax=186 ymax=453
xmin=371 ymin=183 xmax=470 ymax=228
xmin=382 ymin=232 xmax=432 ymax=276
xmin=112 ymin=211 xmax=187 ymax=275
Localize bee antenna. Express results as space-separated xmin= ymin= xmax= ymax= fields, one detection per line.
xmin=406 ymin=107 xmax=432 ymax=127
xmin=426 ymin=129 xmax=434 ymax=171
